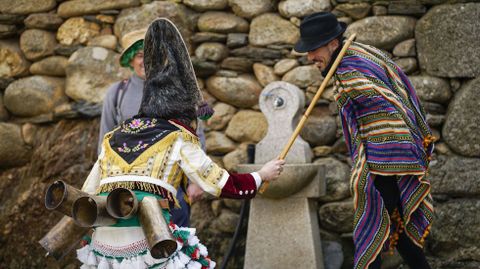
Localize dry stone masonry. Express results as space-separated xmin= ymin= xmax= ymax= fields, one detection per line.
xmin=0 ymin=1 xmax=479 ymax=268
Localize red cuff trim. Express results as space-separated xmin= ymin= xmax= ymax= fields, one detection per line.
xmin=220 ymin=173 xmax=257 ymax=199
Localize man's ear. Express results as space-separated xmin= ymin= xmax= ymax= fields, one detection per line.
xmin=328 ymin=38 xmax=340 ymax=52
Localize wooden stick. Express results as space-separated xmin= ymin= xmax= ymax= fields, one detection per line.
xmin=259 ymin=33 xmax=357 ymax=194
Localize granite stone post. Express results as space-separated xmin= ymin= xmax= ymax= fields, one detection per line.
xmin=237 ymin=81 xmax=326 ymax=269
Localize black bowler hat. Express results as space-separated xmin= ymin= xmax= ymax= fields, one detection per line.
xmin=294 ymin=12 xmax=347 ymax=53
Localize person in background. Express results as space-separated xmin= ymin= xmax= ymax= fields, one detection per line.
xmin=294 ymin=12 xmax=433 ymax=269
xmin=98 ymin=28 xmax=204 ymax=227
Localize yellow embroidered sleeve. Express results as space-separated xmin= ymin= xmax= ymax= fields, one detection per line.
xmin=178 ymin=139 xmax=229 ymax=197
xmin=81 ymin=148 xmax=105 ymax=194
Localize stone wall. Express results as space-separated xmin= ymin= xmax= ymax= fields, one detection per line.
xmin=0 ymin=0 xmax=479 ymax=268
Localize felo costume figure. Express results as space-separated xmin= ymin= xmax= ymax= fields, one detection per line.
xmin=77 ymin=18 xmax=284 ymax=269
xmin=98 ymin=28 xmax=206 ymax=227
xmin=295 ymin=12 xmax=434 ymax=269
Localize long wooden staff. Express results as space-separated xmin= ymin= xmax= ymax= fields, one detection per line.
xmin=259 ymin=33 xmax=357 ymax=194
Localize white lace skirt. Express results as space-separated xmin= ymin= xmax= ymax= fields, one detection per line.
xmin=77 ymin=224 xmax=215 ymax=269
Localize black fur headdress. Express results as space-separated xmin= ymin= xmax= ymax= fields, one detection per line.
xmin=139 ymin=18 xmax=203 ymax=124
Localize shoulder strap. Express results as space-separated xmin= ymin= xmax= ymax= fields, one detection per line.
xmin=114 ymin=78 xmax=130 ymax=124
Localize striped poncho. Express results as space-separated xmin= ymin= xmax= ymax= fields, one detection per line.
xmin=333 ymin=42 xmax=434 ymax=269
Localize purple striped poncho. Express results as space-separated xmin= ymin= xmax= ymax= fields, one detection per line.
xmin=333 ymin=42 xmax=434 ymax=269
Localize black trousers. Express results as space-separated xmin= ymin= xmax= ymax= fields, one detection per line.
xmin=368 ymin=175 xmax=431 ymax=269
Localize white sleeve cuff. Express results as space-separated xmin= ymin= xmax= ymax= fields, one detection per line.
xmin=251 ymin=172 xmax=262 ymax=189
